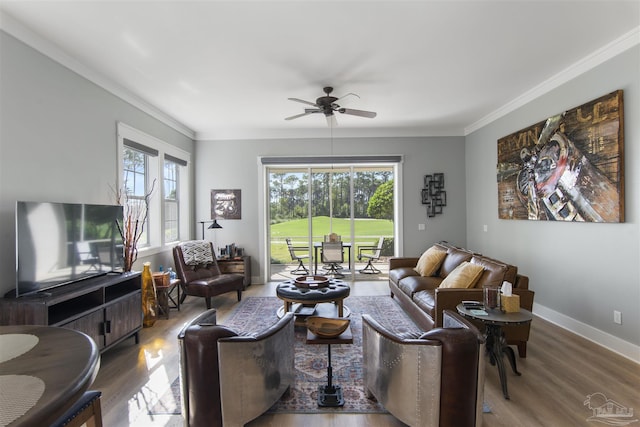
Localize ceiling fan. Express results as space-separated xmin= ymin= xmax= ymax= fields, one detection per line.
xmin=285 ymin=86 xmax=377 ymax=125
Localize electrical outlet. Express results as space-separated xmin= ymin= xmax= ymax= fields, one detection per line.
xmin=614 ymin=310 xmax=622 ymax=325
xmin=483 ymin=224 xmax=488 ymax=232
xmin=418 ymin=223 xmax=425 ymax=231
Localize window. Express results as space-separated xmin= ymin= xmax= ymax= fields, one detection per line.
xmin=117 ymin=123 xmax=191 ymax=252
xmin=122 ymin=146 xmax=150 ymax=246
xmin=163 ymin=157 xmax=179 ymax=243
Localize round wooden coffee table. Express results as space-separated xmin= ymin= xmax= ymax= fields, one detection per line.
xmin=276 ymin=278 xmax=351 ymax=320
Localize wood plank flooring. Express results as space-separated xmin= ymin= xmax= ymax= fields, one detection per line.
xmin=91 ymin=281 xmax=640 ymax=426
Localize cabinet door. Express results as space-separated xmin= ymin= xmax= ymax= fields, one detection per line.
xmin=105 ymin=291 xmax=142 ymax=347
xmin=60 ymin=309 xmax=105 ymax=350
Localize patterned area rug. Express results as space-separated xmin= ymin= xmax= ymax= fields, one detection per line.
xmin=151 ymin=295 xmax=421 ymax=415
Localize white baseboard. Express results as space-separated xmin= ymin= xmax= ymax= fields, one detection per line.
xmin=533 ymin=303 xmax=640 ymax=364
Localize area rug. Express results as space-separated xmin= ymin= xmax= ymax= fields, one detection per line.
xmin=151 ymin=295 xmax=421 ymax=415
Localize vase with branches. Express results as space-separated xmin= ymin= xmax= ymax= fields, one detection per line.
xmin=113 ymin=179 xmax=156 ymax=272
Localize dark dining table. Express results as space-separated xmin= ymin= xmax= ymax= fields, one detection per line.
xmin=0 ymin=325 xmax=100 ymax=426
xmin=313 ymin=242 xmax=352 ymax=275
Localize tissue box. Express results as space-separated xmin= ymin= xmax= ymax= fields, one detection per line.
xmin=502 ymin=294 xmax=520 ymax=313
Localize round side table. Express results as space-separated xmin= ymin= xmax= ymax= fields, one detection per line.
xmin=456 ymin=303 xmax=533 ymax=400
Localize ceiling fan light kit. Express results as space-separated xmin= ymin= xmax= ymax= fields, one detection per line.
xmin=285 ymin=86 xmax=377 ymax=123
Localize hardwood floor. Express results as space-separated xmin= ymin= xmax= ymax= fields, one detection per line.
xmin=92 ymin=281 xmax=640 ymax=426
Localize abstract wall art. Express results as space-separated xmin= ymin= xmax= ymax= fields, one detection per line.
xmin=497 ymin=90 xmax=624 ymax=222
xmin=211 ymin=189 xmax=242 ymax=220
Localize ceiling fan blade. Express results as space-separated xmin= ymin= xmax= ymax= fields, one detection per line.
xmin=338 ymin=108 xmax=377 ymax=118
xmin=285 ymin=109 xmax=322 ymax=120
xmin=288 ymin=97 xmax=317 ymax=107
xmin=285 ymin=112 xmax=313 ymax=121
xmin=336 ymin=92 xmax=360 ymax=102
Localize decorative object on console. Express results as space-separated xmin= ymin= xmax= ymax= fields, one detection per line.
xmin=421 ymin=173 xmax=446 ymax=217
xmin=141 ymin=262 xmax=157 ymax=327
xmin=211 ymin=189 xmax=242 ymax=220
xmin=497 ymin=90 xmax=624 ymax=222
xmin=113 ymin=179 xmax=156 ymax=272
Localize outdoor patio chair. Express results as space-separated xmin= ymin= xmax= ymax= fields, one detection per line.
xmin=357 ymin=237 xmax=384 ymax=274
xmin=321 ymin=240 xmax=344 ymax=278
xmin=286 ymin=238 xmax=309 ymax=275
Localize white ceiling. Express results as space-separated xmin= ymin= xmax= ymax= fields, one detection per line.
xmin=1 ymin=1 xmax=639 ymax=140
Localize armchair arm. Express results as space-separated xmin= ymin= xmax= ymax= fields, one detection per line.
xmin=217 ymin=313 xmax=295 ymax=427
xmin=362 ymin=314 xmax=441 ymax=427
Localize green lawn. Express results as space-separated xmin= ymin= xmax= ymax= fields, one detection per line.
xmin=270 ymin=216 xmax=393 ymax=263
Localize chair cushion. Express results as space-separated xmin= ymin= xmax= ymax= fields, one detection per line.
xmin=414 ymin=246 xmax=447 ymax=276
xmin=439 ymin=261 xmax=485 ymax=289
xmin=181 ymin=240 xmax=214 ymax=265
xmin=398 ymin=275 xmax=441 ymax=296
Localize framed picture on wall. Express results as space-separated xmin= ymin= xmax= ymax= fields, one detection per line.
xmin=211 ymin=189 xmax=242 ymax=220
xmin=496 ymin=90 xmax=624 ymax=222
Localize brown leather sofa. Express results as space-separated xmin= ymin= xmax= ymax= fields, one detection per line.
xmin=173 ymin=240 xmax=244 ymax=309
xmin=363 ymin=310 xmax=486 ymax=427
xmin=178 ymin=309 xmax=295 ymax=427
xmin=389 ymin=241 xmax=534 ymax=357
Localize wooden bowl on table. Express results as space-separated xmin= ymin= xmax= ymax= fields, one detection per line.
xmin=306 ymin=316 xmax=350 ymax=338
xmin=294 ymin=275 xmax=330 ymax=289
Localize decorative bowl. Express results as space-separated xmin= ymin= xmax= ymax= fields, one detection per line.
xmin=306 ymin=316 xmax=350 ymax=338
xmin=294 ymin=275 xmax=330 ymax=288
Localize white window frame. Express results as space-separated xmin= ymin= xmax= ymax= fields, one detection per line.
xmin=117 ymin=122 xmax=191 ymax=254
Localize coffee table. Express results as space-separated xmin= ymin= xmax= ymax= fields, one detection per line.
xmin=306 ymin=325 xmax=353 ymax=407
xmin=275 ymin=278 xmax=351 ymax=321
xmin=456 ymin=303 xmax=533 ymax=399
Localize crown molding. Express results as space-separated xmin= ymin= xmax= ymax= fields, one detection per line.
xmin=465 ymin=26 xmax=640 ymax=135
xmin=0 ymin=11 xmax=196 ymax=140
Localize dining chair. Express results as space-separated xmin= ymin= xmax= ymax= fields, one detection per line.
xmin=321 ymin=241 xmax=344 ymax=278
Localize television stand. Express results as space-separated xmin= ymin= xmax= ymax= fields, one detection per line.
xmin=0 ymin=272 xmax=142 ymax=353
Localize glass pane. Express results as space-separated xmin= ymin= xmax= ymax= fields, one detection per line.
xmin=268 ymin=169 xmax=310 ymax=280
xmin=353 ymin=166 xmax=394 ymax=276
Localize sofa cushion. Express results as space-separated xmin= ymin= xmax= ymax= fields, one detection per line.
xmin=413 ymin=246 xmax=447 ymax=276
xmin=398 ymin=275 xmax=441 ymax=296
xmin=389 ymin=267 xmax=419 ymax=284
xmin=412 ymin=290 xmax=436 ymax=319
xmin=470 ymin=256 xmax=508 ymax=288
xmin=439 ymin=247 xmax=473 ymax=278
xmin=475 ymin=254 xmax=518 ymax=285
xmin=439 ymin=261 xmax=484 ymax=289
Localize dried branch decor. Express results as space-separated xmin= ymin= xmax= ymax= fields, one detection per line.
xmin=113 ymin=180 xmax=156 ymax=272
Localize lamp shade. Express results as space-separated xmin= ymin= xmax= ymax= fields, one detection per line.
xmin=208 ymin=219 xmax=222 ymax=229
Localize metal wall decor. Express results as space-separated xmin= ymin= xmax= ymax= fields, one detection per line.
xmin=421 ymin=173 xmax=446 ymax=217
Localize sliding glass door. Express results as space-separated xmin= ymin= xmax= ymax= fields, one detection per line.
xmin=267 ymin=161 xmax=396 ymax=281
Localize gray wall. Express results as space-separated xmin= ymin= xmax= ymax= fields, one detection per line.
xmin=465 ymin=45 xmax=640 ymax=353
xmin=194 ymin=136 xmax=467 ymax=281
xmin=0 ymin=32 xmax=195 ymax=297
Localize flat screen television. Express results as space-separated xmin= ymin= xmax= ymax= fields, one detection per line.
xmin=14 ymin=201 xmax=124 ymax=297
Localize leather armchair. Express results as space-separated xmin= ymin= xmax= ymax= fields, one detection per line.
xmin=173 ymin=240 xmax=244 ymax=309
xmin=178 ymin=309 xmax=295 ymax=427
xmin=362 ymin=309 xmax=486 ymax=427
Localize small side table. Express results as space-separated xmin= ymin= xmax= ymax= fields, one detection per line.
xmin=306 ymin=326 xmax=353 ymax=407
xmin=456 ymin=304 xmax=533 ymax=400
xmin=155 ymin=279 xmax=181 ymax=319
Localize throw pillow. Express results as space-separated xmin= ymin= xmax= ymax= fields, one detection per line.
xmin=439 ymin=261 xmax=484 ymax=288
xmin=413 ymin=246 xmax=447 ymax=277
